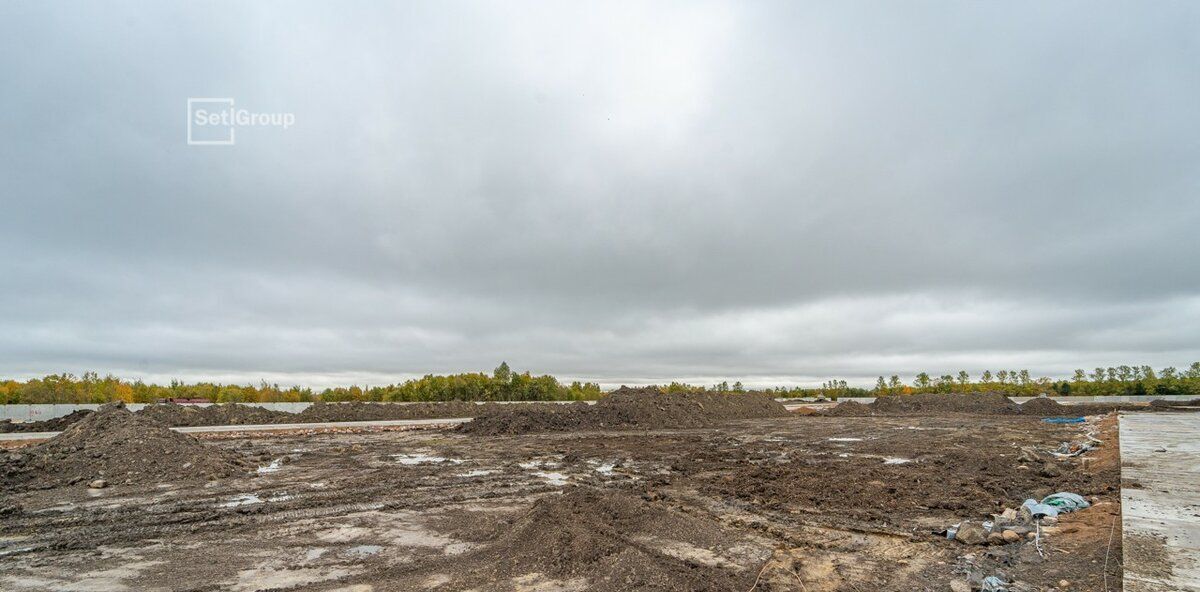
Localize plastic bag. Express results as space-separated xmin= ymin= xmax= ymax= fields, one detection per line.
xmin=1042 ymin=492 xmax=1089 ymax=513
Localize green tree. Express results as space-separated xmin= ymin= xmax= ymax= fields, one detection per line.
xmin=493 ymin=362 xmax=512 ymax=383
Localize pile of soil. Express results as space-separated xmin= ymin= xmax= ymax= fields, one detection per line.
xmin=821 ymin=400 xmax=873 ymax=416
xmin=1 ymin=402 xmax=247 ymax=490
xmin=391 ymin=487 xmax=764 ymax=591
xmin=136 ymin=403 xmax=295 ymax=427
xmin=0 ymin=409 xmax=94 ymax=433
xmin=460 ymin=386 xmax=791 ymax=435
xmin=295 ymin=400 xmax=483 ymax=423
xmin=826 ymin=392 xmax=1022 ymax=416
xmin=1017 ymin=397 xmax=1068 ymax=415
xmin=1150 ymin=397 xmax=1200 ymax=408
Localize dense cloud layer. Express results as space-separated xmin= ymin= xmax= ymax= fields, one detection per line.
xmin=2 ymin=2 xmax=1198 ymax=387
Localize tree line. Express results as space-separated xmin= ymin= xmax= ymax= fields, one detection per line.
xmin=3 ymin=361 xmax=1197 ymax=405
xmin=869 ymin=362 xmax=1200 ymax=398
xmin=0 ymin=363 xmax=601 ymax=404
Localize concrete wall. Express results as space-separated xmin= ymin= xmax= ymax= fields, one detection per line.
xmin=0 ymin=402 xmax=315 ymax=423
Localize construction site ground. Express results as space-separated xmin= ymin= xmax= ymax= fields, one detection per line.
xmin=0 ymin=411 xmax=1125 ymax=592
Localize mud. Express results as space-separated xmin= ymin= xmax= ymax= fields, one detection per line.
xmin=1 ymin=402 xmax=247 ymax=490
xmin=0 ymin=412 xmax=1122 ymax=591
xmin=461 ymin=386 xmax=790 ymax=435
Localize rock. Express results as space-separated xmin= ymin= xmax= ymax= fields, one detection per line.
xmin=1041 ymin=516 xmax=1058 ymax=526
xmin=950 ymin=580 xmax=971 ymax=592
xmin=987 ymin=532 xmax=1005 ymax=545
xmin=1039 ymin=462 xmax=1062 ymax=478
xmin=1002 ymin=529 xmax=1021 ymax=543
xmin=955 ymin=521 xmax=988 ymax=545
xmin=88 ymin=479 xmax=108 ymax=489
xmin=1058 ymin=580 xmax=1070 ymax=588
xmin=998 ymin=508 xmax=1018 ymax=523
xmin=1026 ymin=532 xmax=1037 ymax=540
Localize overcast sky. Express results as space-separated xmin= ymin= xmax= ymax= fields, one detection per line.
xmin=1 ymin=2 xmax=1198 ymax=388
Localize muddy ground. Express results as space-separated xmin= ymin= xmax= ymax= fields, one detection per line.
xmin=0 ymin=413 xmax=1121 ymax=591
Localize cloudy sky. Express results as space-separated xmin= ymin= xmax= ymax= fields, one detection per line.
xmin=1 ymin=2 xmax=1198 ymax=388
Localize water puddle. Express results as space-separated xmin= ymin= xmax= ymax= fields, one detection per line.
xmin=343 ymin=544 xmax=383 ymax=558
xmin=392 ymin=453 xmax=464 ymax=466
xmin=533 ymin=471 xmax=569 ymax=486
xmin=257 ymin=458 xmax=284 ymax=474
xmin=456 ymin=469 xmax=497 ymax=478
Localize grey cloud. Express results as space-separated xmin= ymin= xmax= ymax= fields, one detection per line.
xmin=1 ymin=1 xmax=1198 ymax=387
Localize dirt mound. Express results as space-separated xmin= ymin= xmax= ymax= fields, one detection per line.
xmin=0 ymin=409 xmax=94 ymax=433
xmin=825 ymin=392 xmax=1022 ymax=416
xmin=1018 ymin=396 xmax=1068 ymax=415
xmin=296 ymin=400 xmax=483 ymax=423
xmin=461 ymin=387 xmax=791 ymax=435
xmin=820 ymin=400 xmax=874 ymax=416
xmin=397 ymin=487 xmax=766 ymax=591
xmin=137 ymin=402 xmax=295 ymax=427
xmin=1150 ymin=397 xmax=1200 ymax=408
xmin=2 ymin=402 xmax=247 ymax=490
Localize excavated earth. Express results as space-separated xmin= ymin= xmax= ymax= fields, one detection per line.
xmin=0 ymin=403 xmax=1125 ymax=592
xmin=460 ymin=386 xmax=791 ymax=435
xmin=824 ymin=391 xmax=1193 ymax=417
xmin=1 ymin=403 xmax=247 ymax=490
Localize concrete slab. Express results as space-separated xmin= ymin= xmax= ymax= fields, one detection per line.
xmin=1121 ymin=413 xmax=1200 ymax=591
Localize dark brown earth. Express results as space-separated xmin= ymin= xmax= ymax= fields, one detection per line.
xmin=1 ymin=402 xmax=247 ymax=490
xmin=460 ymin=386 xmax=791 ymax=435
xmin=295 ymin=400 xmax=485 ymax=423
xmin=0 ymin=410 xmax=1122 ymax=591
xmin=137 ymin=402 xmax=296 ymax=427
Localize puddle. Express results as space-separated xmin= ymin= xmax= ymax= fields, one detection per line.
xmin=257 ymin=459 xmax=284 ymax=474
xmin=219 ymin=494 xmax=263 ymax=508
xmin=593 ymin=463 xmax=616 ymax=475
xmin=518 ymin=460 xmax=558 ymax=470
xmin=392 ymin=453 xmax=464 ymax=466
xmin=533 ymin=471 xmax=569 ymax=486
xmin=828 ymin=437 xmax=863 ymax=442
xmin=343 ymin=545 xmax=383 ymax=558
xmin=883 ymin=457 xmax=913 ymax=465
xmin=456 ymin=469 xmax=497 ymax=478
